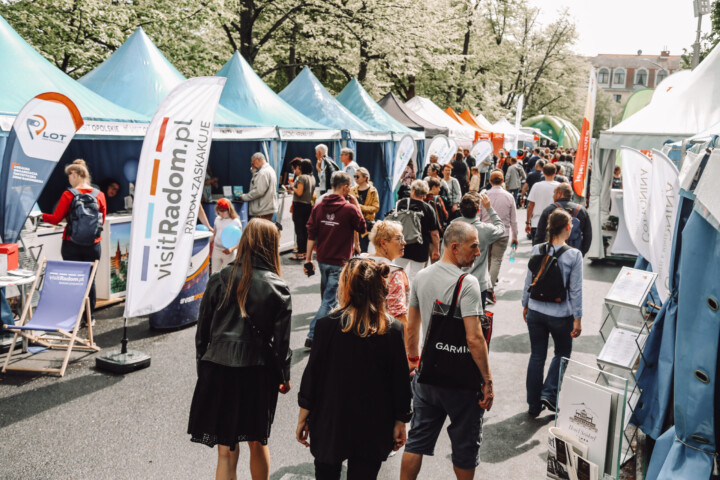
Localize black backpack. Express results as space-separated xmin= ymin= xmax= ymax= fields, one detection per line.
xmin=527 ymin=243 xmax=570 ymax=303
xmin=67 ymin=188 xmax=103 ymax=246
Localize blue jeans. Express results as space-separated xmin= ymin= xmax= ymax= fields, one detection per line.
xmin=1 ymin=288 xmax=13 ymax=326
xmin=308 ymin=263 xmax=343 ymax=339
xmin=526 ymin=309 xmax=573 ymax=410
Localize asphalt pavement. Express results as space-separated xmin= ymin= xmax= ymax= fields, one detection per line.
xmin=0 ymin=213 xmax=624 ymax=479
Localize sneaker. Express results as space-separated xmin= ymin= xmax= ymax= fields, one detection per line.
xmin=81 ymin=317 xmax=96 ymax=328
xmin=304 ymin=337 xmax=313 ymax=349
xmin=540 ymin=397 xmax=556 ymax=413
xmin=528 ymin=406 xmax=543 ymax=417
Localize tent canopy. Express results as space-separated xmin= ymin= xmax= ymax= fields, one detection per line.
xmin=599 ymin=43 xmax=720 ymax=150
xmin=79 ymin=28 xmax=273 ymax=139
xmin=377 ymin=92 xmax=448 ymax=138
xmin=337 ymin=79 xmax=423 ymax=141
xmin=0 ymin=16 xmax=148 ymax=137
xmin=491 ymin=118 xmax=534 ymax=143
xmin=279 ymin=67 xmax=390 ymax=141
xmin=460 ymin=110 xmax=495 ymax=135
xmin=405 ymin=96 xmax=475 ymax=146
xmin=216 ymin=52 xmax=339 ymax=140
xmin=445 ymin=107 xmax=490 ymax=138
xmin=522 ymin=115 xmax=579 ymax=148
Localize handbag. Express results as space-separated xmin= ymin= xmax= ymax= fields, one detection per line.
xmin=418 ymin=274 xmax=493 ymax=391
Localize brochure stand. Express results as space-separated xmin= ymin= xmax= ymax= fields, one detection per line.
xmin=557 ymin=358 xmax=630 ymax=480
xmin=595 ymin=267 xmax=657 ymax=478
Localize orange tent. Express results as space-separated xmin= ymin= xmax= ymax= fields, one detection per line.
xmin=444 ymin=107 xmax=491 ymax=142
xmin=459 ymin=110 xmax=505 ymax=153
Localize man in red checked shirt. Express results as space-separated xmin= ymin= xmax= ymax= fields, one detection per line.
xmin=42 ymin=160 xmax=106 ymax=323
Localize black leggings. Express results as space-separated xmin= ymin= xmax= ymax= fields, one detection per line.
xmin=314 ymin=458 xmax=382 ymax=480
xmin=292 ymin=202 xmax=312 ymax=254
xmin=60 ymin=240 xmax=101 ymax=316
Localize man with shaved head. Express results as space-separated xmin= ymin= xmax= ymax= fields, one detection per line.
xmin=402 ymin=220 xmax=494 ymax=480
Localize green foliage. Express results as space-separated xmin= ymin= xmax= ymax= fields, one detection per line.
xmin=0 ymin=0 xmax=590 ymax=126
xmin=681 ymin=0 xmax=720 ymax=68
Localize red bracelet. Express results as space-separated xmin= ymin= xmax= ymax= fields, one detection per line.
xmin=407 ymin=356 xmax=420 ymax=363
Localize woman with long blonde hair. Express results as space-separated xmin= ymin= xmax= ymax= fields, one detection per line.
xmin=296 ymin=258 xmax=412 ymax=480
xmin=189 ymin=219 xmax=292 ymax=480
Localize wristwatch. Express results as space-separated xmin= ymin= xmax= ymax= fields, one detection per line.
xmin=525 ymin=222 xmax=531 ymax=225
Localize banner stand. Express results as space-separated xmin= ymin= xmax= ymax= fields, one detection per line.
xmin=95 ymin=317 xmax=151 ymax=373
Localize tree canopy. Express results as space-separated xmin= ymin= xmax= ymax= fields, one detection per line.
xmin=1 ymin=0 xmax=591 ymax=130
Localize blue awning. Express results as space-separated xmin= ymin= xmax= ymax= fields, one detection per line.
xmin=279 ymin=67 xmax=390 ymax=141
xmin=79 ymin=28 xmax=276 ymax=139
xmin=216 ymin=52 xmax=340 ymax=140
xmin=337 ymin=78 xmax=423 ymax=141
xmin=0 ymin=15 xmax=148 ymax=138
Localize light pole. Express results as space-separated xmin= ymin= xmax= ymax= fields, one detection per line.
xmin=693 ymin=0 xmax=711 ymax=68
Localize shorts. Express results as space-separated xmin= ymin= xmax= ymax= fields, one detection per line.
xmin=404 ymin=373 xmax=484 ymax=470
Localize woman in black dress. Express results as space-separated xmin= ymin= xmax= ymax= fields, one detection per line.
xmin=296 ymin=258 xmax=412 ymax=480
xmin=188 ymin=218 xmax=292 ymax=480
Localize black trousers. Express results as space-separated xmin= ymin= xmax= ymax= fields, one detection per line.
xmin=314 ymin=458 xmax=382 ymax=480
xmin=60 ymin=240 xmax=101 ymax=316
xmin=292 ymin=202 xmax=312 ymax=254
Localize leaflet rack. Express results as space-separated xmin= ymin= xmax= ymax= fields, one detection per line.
xmin=596 ymin=267 xmax=658 ymax=478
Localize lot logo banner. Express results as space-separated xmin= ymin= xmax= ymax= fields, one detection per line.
xmin=648 ymin=149 xmax=679 ymax=301
xmin=0 ymin=93 xmax=83 ymax=243
xmin=124 ymin=77 xmax=226 ymax=318
xmin=620 ymin=147 xmax=653 ymax=262
xmin=573 ymin=67 xmax=597 ymax=197
xmin=392 ymin=135 xmax=415 ymax=188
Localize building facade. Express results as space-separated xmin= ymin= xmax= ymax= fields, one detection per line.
xmin=589 ymin=51 xmax=682 ymax=105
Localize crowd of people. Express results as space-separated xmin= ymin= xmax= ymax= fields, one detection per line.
xmin=187 ymin=143 xmax=592 ymax=480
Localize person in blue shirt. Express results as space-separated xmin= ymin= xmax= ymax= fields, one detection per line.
xmin=522 ymin=209 xmax=583 ymax=417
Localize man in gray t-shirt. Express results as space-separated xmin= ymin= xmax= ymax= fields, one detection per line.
xmin=403 ymin=222 xmax=494 ymax=479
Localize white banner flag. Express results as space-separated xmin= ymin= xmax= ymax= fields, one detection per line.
xmin=514 ymin=94 xmax=524 ymax=146
xmin=470 ymin=140 xmax=493 ymax=165
xmin=619 ymin=147 xmax=653 ymax=262
xmin=392 ymin=135 xmax=416 ymax=188
xmin=124 ymin=77 xmax=226 ymax=318
xmin=647 ymin=149 xmax=679 ymax=301
xmin=425 ymin=135 xmax=450 ymax=165
xmin=444 ymin=138 xmax=458 ymax=164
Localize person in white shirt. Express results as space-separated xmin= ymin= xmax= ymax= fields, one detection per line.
xmin=210 ymin=198 xmax=242 ymax=272
xmin=525 ymin=163 xmax=559 ymax=243
xmin=340 ymin=148 xmax=360 ymax=186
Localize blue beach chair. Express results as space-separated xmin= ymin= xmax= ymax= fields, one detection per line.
xmin=2 ymin=259 xmax=99 ymax=377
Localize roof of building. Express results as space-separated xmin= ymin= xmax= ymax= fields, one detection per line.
xmin=590 ymin=53 xmax=681 ymax=70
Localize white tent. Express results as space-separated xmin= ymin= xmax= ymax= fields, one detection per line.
xmin=491 ymin=118 xmax=534 ymax=143
xmin=473 ymin=112 xmax=496 ymax=132
xmin=590 ymin=43 xmax=720 ymax=259
xmin=405 ymin=96 xmax=475 ymax=147
xmin=651 ymin=69 xmax=691 ymax=103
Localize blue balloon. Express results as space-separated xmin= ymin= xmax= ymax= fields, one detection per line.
xmin=509 ymin=149 xmax=518 ymax=158
xmin=195 ymin=224 xmax=209 ymax=232
xmin=221 ymin=225 xmax=242 ymax=249
xmin=123 ymin=159 xmax=139 ymax=182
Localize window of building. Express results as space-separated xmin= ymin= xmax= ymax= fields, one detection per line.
xmin=613 ymin=68 xmax=626 ymax=87
xmin=613 ymin=94 xmax=622 ymax=103
xmin=635 ymin=68 xmax=648 ymax=86
xmin=598 ymin=68 xmax=610 ymax=85
xmin=656 ymin=69 xmax=668 ymax=85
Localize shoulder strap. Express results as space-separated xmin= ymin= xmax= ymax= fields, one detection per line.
xmin=90 ymin=188 xmax=100 ymax=198
xmin=571 ymin=204 xmax=581 ymax=217
xmin=405 ymin=197 xmax=412 ymax=211
xmin=69 ymin=187 xmax=80 ymax=196
xmin=448 ymin=273 xmax=468 ymax=318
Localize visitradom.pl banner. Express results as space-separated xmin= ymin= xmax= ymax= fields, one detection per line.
xmin=0 ymin=93 xmax=83 ymax=243
xmin=124 ymin=77 xmax=226 ymax=318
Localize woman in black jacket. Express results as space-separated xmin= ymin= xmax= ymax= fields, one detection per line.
xmin=296 ymin=258 xmax=412 ymax=480
xmin=188 ymin=218 xmax=292 ymax=480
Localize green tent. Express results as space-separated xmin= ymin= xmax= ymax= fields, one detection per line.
xmin=522 ymin=115 xmax=580 ymax=148
xmin=620 ymin=88 xmax=654 ymax=122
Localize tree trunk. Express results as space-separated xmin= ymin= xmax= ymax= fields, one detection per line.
xmin=238 ymin=0 xmax=256 ymax=64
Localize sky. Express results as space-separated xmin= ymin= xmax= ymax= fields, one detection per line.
xmin=530 ymin=0 xmax=709 ymax=57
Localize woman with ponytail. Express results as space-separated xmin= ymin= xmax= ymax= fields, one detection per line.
xmin=296 ymin=258 xmax=412 ymax=480
xmin=521 ymin=209 xmax=583 ymax=417
xmin=189 ymin=218 xmax=292 ymax=480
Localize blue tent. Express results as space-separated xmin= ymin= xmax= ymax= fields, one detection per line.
xmin=279 ymin=68 xmax=395 ymax=217
xmin=337 ymin=78 xmax=425 ymax=214
xmin=0 ymin=16 xmax=153 ymax=213
xmin=78 ymin=28 xmax=276 ymax=198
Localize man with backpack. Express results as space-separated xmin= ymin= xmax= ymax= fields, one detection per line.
xmin=533 ymin=183 xmax=592 ymax=256
xmin=390 ymin=180 xmax=440 ymax=283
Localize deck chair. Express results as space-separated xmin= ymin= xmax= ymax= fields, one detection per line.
xmin=2 ymin=258 xmax=100 ymax=377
